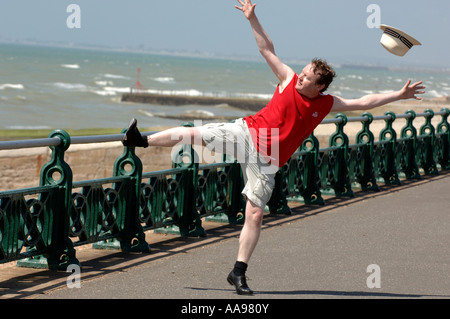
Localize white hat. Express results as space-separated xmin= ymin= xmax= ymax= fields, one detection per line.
xmin=379 ymin=24 xmax=421 ymax=56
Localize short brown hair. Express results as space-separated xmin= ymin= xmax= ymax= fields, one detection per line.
xmin=311 ymin=58 xmax=336 ymax=93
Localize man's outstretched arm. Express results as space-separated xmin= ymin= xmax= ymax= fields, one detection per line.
xmin=235 ymin=0 xmax=294 ymax=88
xmin=331 ymin=80 xmax=426 ymax=112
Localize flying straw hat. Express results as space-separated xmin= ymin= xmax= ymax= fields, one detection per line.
xmin=379 ymin=24 xmax=421 ymax=56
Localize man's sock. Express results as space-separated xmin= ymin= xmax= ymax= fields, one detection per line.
xmin=232 ymin=261 xmax=248 ymax=277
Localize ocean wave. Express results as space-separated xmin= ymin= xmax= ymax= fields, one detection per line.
xmin=53 ymin=82 xmax=89 ymax=91
xmin=61 ymin=64 xmax=80 ymax=69
xmin=336 ymin=86 xmax=353 ymax=91
xmin=95 ymin=80 xmax=114 ymax=86
xmin=379 ymin=90 xmax=395 ymax=94
xmin=0 ymin=83 xmax=24 ymax=90
xmin=6 ymin=125 xmax=52 ymax=130
xmin=347 ymin=75 xmax=363 ymax=80
xmin=91 ymin=86 xmax=130 ymax=96
xmin=91 ymin=90 xmax=117 ymax=96
xmin=138 ymin=110 xmax=155 ymax=117
xmin=235 ymin=92 xmax=273 ymax=100
xmin=183 ymin=110 xmax=215 ymax=118
xmin=103 ymin=73 xmax=131 ymax=80
xmin=106 ymin=86 xmax=131 ymax=93
xmin=152 ymin=77 xmax=175 ymax=84
xmin=427 ymin=90 xmax=445 ymax=98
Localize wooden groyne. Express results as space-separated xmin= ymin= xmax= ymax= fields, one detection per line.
xmin=121 ymin=92 xmax=269 ymax=112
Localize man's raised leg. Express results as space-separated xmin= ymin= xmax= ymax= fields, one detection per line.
xmin=122 ymin=118 xmax=204 ymax=148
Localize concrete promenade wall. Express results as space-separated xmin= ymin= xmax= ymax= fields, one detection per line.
xmin=0 ymin=143 xmax=174 ymax=192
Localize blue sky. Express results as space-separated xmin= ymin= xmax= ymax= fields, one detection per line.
xmin=1 ymin=0 xmax=450 ymax=69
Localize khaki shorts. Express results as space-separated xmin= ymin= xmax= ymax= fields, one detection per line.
xmin=199 ymin=118 xmax=279 ymax=209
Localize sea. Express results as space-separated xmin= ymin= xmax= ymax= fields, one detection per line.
xmin=1 ymin=43 xmax=450 ymax=131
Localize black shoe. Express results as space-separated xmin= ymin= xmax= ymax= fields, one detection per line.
xmin=227 ymin=271 xmax=254 ymax=295
xmin=122 ymin=118 xmax=148 ymax=148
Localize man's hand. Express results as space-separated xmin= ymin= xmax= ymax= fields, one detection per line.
xmin=399 ymin=80 xmax=426 ymax=100
xmin=235 ymin=0 xmax=256 ymax=20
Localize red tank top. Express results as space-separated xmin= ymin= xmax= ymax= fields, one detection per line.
xmin=244 ymin=74 xmax=334 ymax=167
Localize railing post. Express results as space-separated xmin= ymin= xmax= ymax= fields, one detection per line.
xmin=113 ymin=133 xmax=151 ymax=253
xmin=172 ymin=122 xmax=206 ymax=237
xmin=355 ymin=112 xmax=380 ymax=191
xmin=0 ymin=194 xmax=23 ymax=264
xmin=329 ymin=113 xmax=354 ymax=197
xmin=299 ymin=132 xmax=324 ymax=205
xmin=40 ymin=130 xmax=79 ymax=270
xmin=379 ymin=111 xmax=401 ymax=185
xmin=223 ymin=154 xmax=246 ymax=224
xmin=267 ymin=168 xmax=291 ymax=214
xmin=436 ymin=108 xmax=450 ymax=170
xmin=418 ymin=109 xmax=439 ymax=175
xmin=400 ymin=110 xmax=421 ymax=179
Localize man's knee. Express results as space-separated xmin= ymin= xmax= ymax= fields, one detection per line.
xmin=245 ymin=201 xmax=264 ymax=225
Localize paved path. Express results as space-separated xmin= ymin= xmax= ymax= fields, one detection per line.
xmin=1 ymin=172 xmax=449 ymax=302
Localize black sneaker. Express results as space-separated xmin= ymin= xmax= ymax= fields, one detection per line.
xmin=122 ymin=118 xmax=148 ymax=148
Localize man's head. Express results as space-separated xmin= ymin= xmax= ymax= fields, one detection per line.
xmin=296 ymin=58 xmax=336 ymax=98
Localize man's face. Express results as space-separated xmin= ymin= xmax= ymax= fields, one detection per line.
xmin=295 ymin=64 xmax=325 ymax=98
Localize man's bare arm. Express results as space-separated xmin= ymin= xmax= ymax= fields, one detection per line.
xmin=235 ymin=0 xmax=294 ymax=88
xmin=331 ymin=80 xmax=426 ymax=112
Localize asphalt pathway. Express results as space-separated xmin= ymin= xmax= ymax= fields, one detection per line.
xmin=1 ymin=173 xmax=449 ymax=303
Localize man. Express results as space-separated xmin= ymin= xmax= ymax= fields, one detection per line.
xmin=123 ymin=0 xmax=425 ymax=295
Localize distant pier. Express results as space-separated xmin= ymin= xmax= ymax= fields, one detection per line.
xmin=121 ymin=92 xmax=269 ymax=112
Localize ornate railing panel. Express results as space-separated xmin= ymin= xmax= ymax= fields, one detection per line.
xmin=0 ymin=108 xmax=449 ymax=270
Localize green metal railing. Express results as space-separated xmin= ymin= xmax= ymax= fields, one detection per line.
xmin=0 ymin=108 xmax=449 ymax=270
